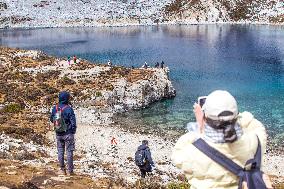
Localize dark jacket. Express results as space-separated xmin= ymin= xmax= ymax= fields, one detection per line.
xmin=50 ymin=91 xmax=76 ymax=136
xmin=137 ymin=144 xmax=154 ymax=166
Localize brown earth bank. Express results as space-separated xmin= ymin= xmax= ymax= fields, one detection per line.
xmin=0 ymin=46 xmax=283 ymax=188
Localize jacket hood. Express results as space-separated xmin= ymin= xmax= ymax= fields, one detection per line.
xmin=237 ymin=111 xmax=254 ymax=128
xmin=138 ymin=144 xmax=148 ymax=150
xmin=59 ymin=91 xmax=70 ymax=104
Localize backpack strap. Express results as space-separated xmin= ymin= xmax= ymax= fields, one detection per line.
xmin=60 ymin=105 xmax=69 ymax=112
xmin=245 ymin=137 xmax=261 ymax=170
xmin=193 ymin=137 xmax=264 ymax=189
xmin=192 ymin=138 xmax=243 ymax=176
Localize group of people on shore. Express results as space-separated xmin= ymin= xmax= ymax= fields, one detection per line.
xmin=65 ymin=57 xmax=166 ymax=70
xmin=50 ymin=90 xmax=273 ymax=188
xmin=67 ymin=55 xmax=77 ymax=65
xmin=142 ymin=61 xmax=165 ymax=69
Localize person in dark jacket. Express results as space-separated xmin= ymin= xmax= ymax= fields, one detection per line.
xmin=50 ymin=91 xmax=77 ymax=176
xmin=161 ymin=61 xmax=165 ymax=69
xmin=137 ymin=140 xmax=155 ymax=178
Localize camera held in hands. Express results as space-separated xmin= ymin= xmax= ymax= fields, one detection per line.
xmin=198 ymin=96 xmax=207 ymax=107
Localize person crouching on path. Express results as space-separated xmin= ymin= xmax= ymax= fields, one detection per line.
xmin=172 ymin=90 xmax=272 ymax=189
xmin=135 ymin=140 xmax=155 ymax=178
xmin=50 ymin=91 xmax=77 ymax=176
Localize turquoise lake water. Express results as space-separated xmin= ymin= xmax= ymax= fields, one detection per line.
xmin=1 ymin=25 xmax=283 ymax=137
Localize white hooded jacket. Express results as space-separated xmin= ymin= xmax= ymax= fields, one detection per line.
xmin=171 ymin=111 xmax=267 ymax=189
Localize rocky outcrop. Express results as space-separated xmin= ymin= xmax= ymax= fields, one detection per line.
xmin=163 ymin=0 xmax=284 ymax=24
xmin=0 ymin=46 xmax=175 ymax=126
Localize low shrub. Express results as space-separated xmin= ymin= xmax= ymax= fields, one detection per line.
xmin=95 ymin=91 xmax=102 ymax=97
xmin=167 ymin=182 xmax=190 ymax=189
xmin=58 ymin=75 xmax=76 ymax=86
xmin=2 ymin=103 xmax=23 ymax=113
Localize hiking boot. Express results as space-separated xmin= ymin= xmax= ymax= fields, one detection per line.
xmin=58 ymin=169 xmax=66 ymax=176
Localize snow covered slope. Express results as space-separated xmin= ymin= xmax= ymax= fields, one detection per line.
xmin=163 ymin=0 xmax=284 ymax=24
xmin=0 ymin=0 xmax=283 ymax=28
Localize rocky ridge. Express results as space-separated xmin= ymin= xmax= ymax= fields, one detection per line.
xmin=0 ymin=0 xmax=283 ymax=28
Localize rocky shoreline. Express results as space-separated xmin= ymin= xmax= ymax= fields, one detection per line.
xmin=0 ymin=46 xmax=284 ymax=188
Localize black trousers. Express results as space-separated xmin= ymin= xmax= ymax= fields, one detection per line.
xmin=139 ymin=162 xmax=152 ymax=178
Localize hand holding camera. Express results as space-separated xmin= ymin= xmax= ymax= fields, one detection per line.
xmin=193 ymin=96 xmax=207 ymax=133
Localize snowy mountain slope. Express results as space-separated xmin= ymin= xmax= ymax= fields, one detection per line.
xmin=0 ymin=0 xmax=173 ymax=27
xmin=0 ymin=0 xmax=283 ymax=28
xmin=163 ymin=0 xmax=284 ymax=24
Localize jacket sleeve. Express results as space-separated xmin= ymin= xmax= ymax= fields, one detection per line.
xmin=145 ymin=148 xmax=154 ymax=166
xmin=50 ymin=106 xmax=56 ymax=123
xmin=238 ymin=111 xmax=267 ymax=167
xmin=69 ymin=107 xmax=77 ymax=134
xmin=171 ymin=132 xmax=196 ymax=170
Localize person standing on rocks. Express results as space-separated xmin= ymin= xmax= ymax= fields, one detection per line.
xmin=135 ymin=140 xmax=155 ymax=178
xmin=107 ymin=60 xmax=112 ymax=66
xmin=50 ymin=91 xmax=77 ymax=176
xmin=160 ymin=61 xmax=164 ymax=69
xmin=155 ymin=62 xmax=159 ymax=68
xmin=73 ymin=55 xmax=77 ymax=64
xmin=67 ymin=56 xmax=71 ymax=65
xmin=142 ymin=62 xmax=148 ymax=69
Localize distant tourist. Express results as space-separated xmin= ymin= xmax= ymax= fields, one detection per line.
xmin=172 ymin=90 xmax=272 ymax=189
xmin=131 ymin=66 xmax=135 ymax=69
xmin=154 ymin=62 xmax=159 ymax=68
xmin=135 ymin=140 xmax=155 ymax=178
xmin=160 ymin=61 xmax=164 ymax=68
xmin=107 ymin=60 xmax=112 ymax=66
xmin=73 ymin=55 xmax=77 ymax=64
xmin=67 ymin=56 xmax=71 ymax=65
xmin=50 ymin=91 xmax=77 ymax=176
xmin=142 ymin=62 xmax=148 ymax=69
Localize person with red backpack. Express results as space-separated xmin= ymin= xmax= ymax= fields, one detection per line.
xmin=50 ymin=91 xmax=77 ymax=176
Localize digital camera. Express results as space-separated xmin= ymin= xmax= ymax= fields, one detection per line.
xmin=198 ymin=96 xmax=207 ymax=107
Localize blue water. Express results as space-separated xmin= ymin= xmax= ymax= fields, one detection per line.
xmin=1 ymin=25 xmax=283 ymax=136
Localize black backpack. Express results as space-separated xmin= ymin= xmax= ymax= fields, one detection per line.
xmin=135 ymin=149 xmax=146 ymax=166
xmin=192 ymin=137 xmax=267 ymax=189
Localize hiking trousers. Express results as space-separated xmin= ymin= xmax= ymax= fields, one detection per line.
xmin=56 ymin=134 xmax=75 ymax=173
xmin=139 ymin=162 xmax=152 ymax=178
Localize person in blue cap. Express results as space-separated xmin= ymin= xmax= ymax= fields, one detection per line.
xmin=50 ymin=91 xmax=77 ymax=176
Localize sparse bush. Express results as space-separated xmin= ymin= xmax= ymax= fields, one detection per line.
xmin=58 ymin=75 xmax=76 ymax=86
xmin=275 ymin=183 xmax=284 ymax=189
xmin=95 ymin=91 xmax=102 ymax=97
xmin=167 ymin=182 xmax=190 ymax=189
xmin=134 ymin=179 xmax=166 ymax=189
xmin=36 ymin=70 xmax=61 ymax=82
xmin=229 ymin=0 xmax=253 ymax=21
xmin=269 ymin=14 xmax=284 ymax=23
xmin=24 ymin=87 xmax=44 ymax=101
xmin=43 ymin=94 xmax=57 ymax=106
xmin=2 ymin=103 xmax=23 ymax=113
xmin=38 ymin=82 xmax=59 ymax=95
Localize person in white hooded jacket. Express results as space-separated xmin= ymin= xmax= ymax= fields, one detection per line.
xmin=171 ymin=90 xmax=273 ymax=189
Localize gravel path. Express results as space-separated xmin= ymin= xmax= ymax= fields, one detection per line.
xmin=72 ymin=122 xmax=284 ymax=184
